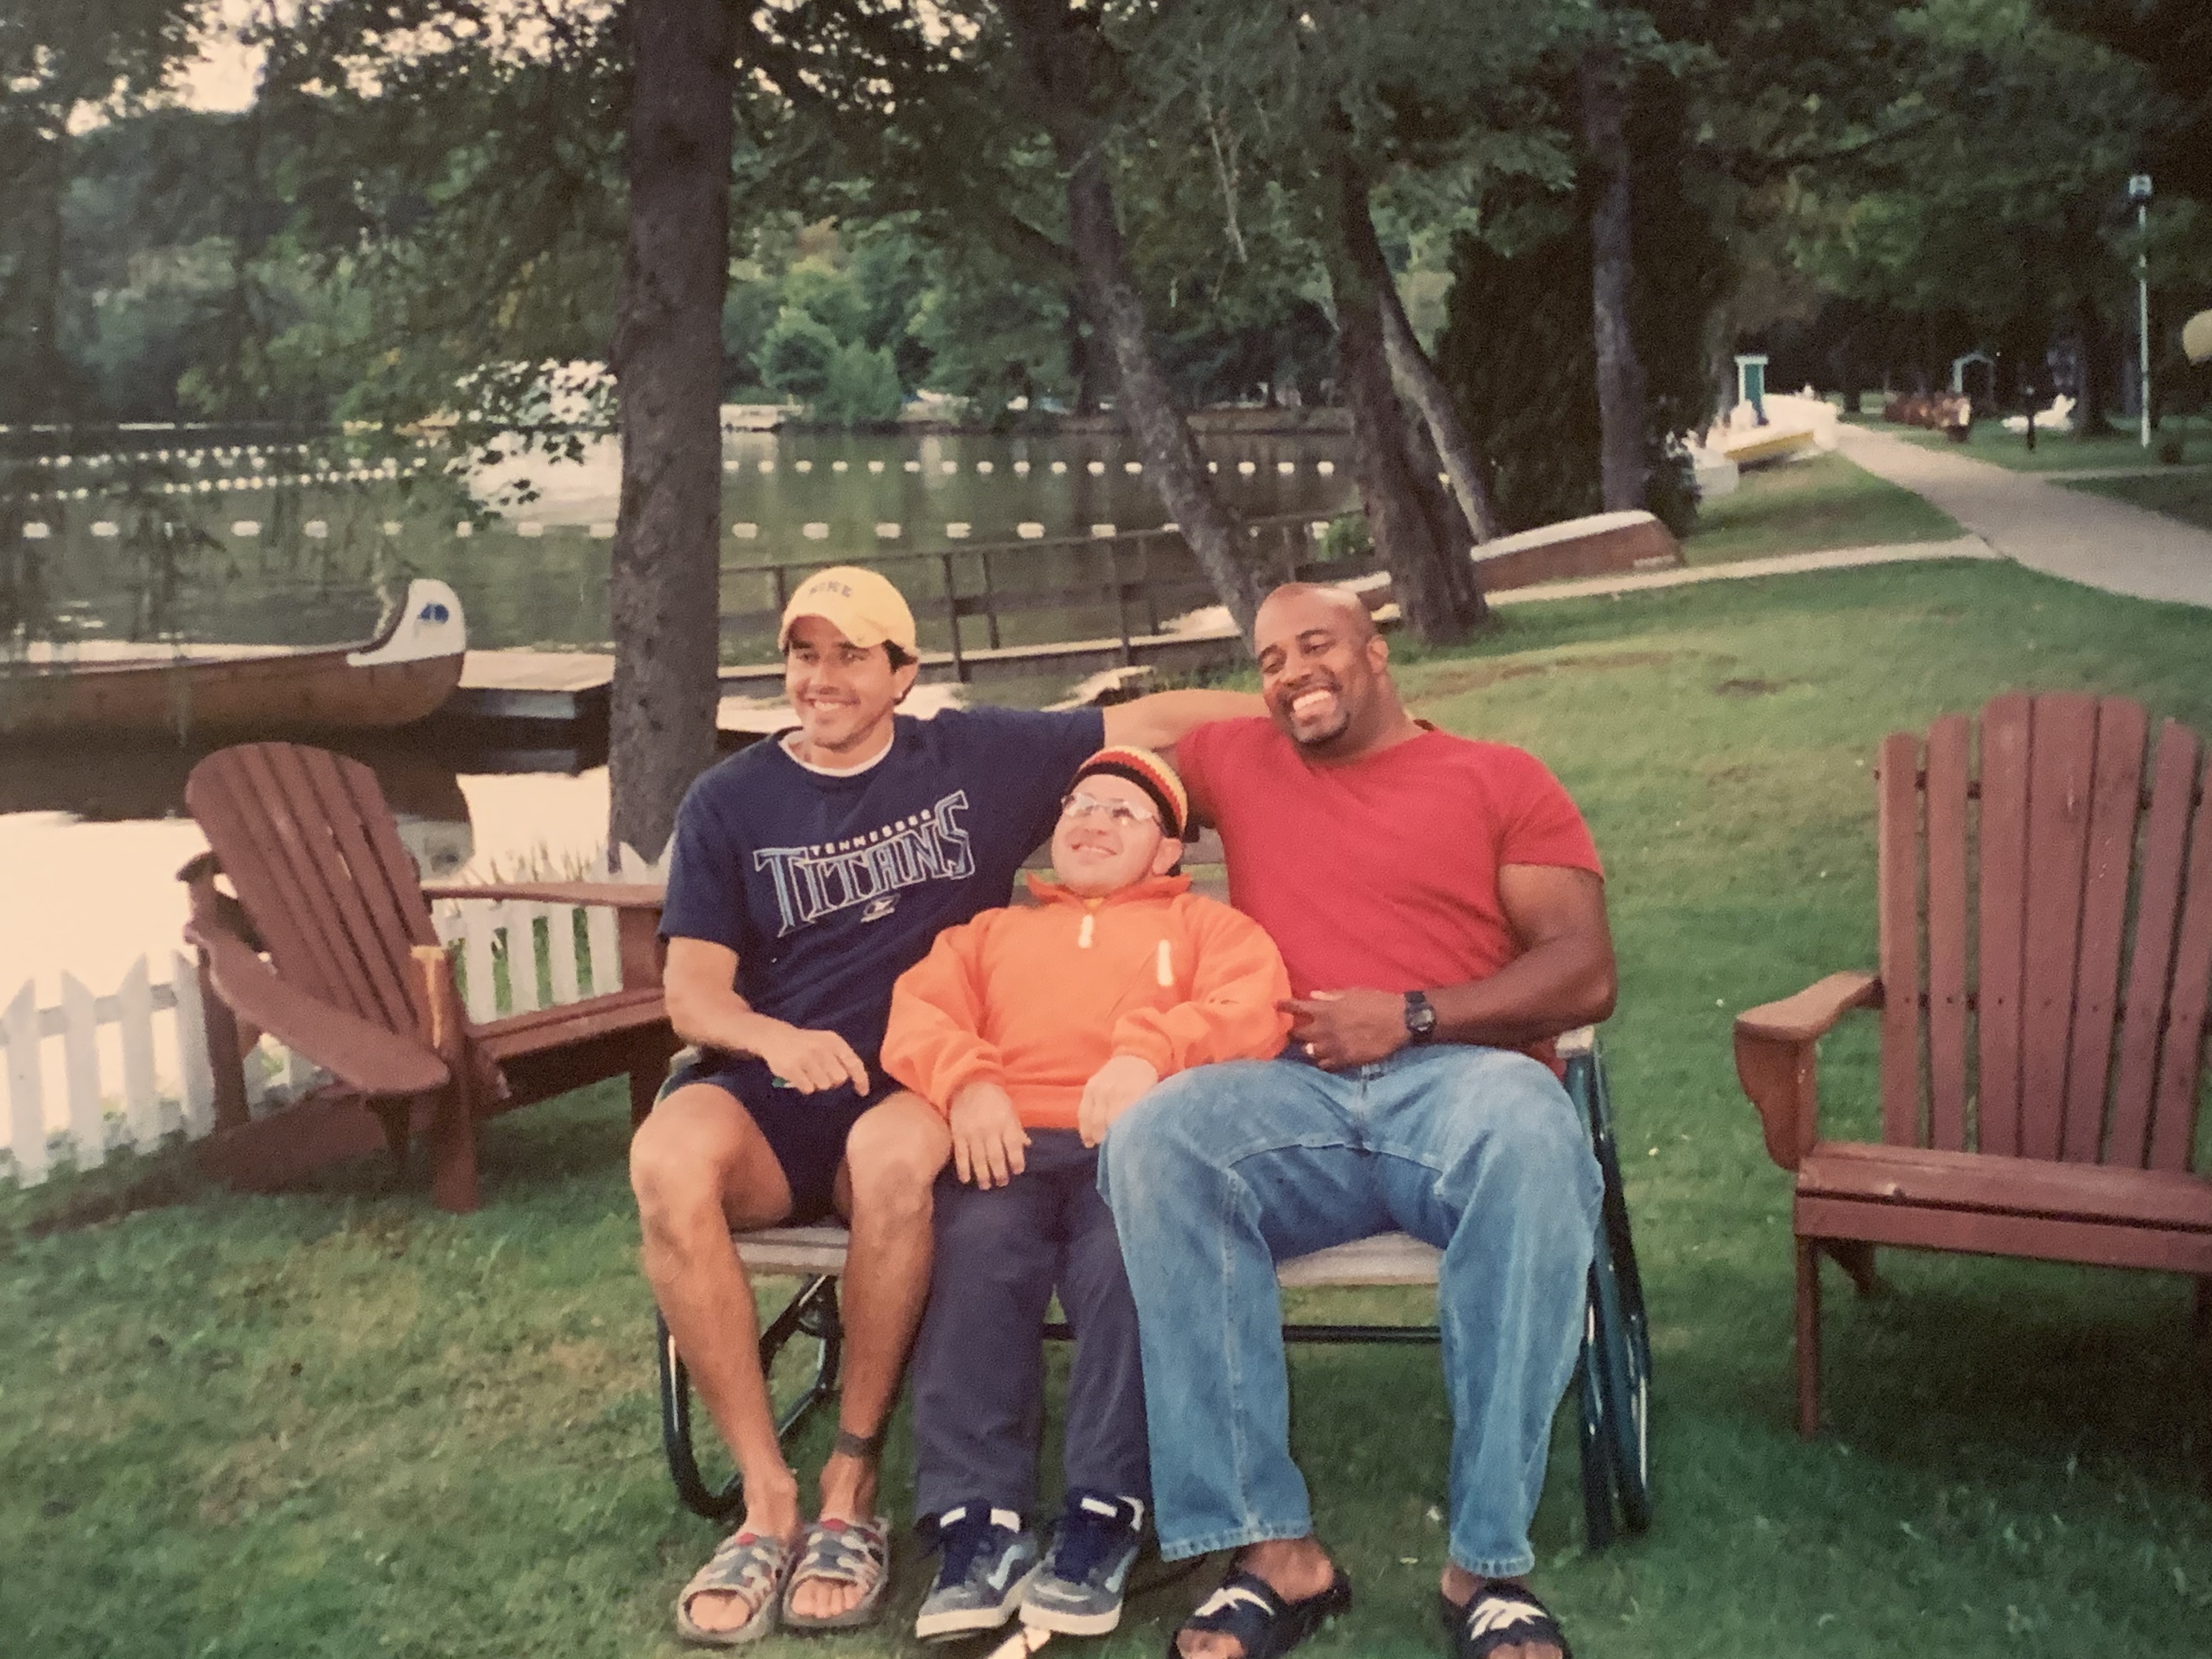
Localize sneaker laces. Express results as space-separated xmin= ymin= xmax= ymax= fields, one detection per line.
xmin=1049 ymin=1493 xmax=1138 ymax=1584
xmin=933 ymin=1504 xmax=1018 ymax=1587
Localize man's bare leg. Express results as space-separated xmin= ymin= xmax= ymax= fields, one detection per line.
xmin=784 ymin=1091 xmax=950 ymax=1623
xmin=631 ymin=1083 xmax=800 ymax=1635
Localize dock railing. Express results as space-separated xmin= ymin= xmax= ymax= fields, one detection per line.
xmin=720 ymin=511 xmax=1371 ymax=678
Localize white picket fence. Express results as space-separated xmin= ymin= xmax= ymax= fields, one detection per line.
xmin=0 ymin=844 xmax=667 ymax=1189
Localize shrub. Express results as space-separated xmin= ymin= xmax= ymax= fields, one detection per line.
xmin=1316 ymin=514 xmax=1372 ymax=563
xmin=754 ymin=307 xmax=841 ymax=402
xmin=813 ymin=342 xmax=905 ymax=428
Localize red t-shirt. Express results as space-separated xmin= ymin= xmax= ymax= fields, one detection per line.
xmin=1178 ymin=719 xmax=1604 ymax=1066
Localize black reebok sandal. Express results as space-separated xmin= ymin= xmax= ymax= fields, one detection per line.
xmin=1438 ymin=1583 xmax=1573 ymax=1659
xmin=1169 ymin=1568 xmax=1352 ymax=1659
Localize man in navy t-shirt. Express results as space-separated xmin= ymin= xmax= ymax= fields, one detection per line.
xmin=633 ymin=566 xmax=1259 ymax=1640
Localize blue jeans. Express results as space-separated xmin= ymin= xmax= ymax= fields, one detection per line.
xmin=1098 ymin=1045 xmax=1601 ymax=1578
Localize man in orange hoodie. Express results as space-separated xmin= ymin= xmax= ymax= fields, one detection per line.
xmin=881 ymin=746 xmax=1291 ymax=1645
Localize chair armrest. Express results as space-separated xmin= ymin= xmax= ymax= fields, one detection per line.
xmin=1735 ymin=970 xmax=1881 ymax=1043
xmin=186 ymin=921 xmax=451 ymax=1097
xmin=1733 ymin=970 xmax=1879 ymax=1171
xmin=419 ymin=880 xmax=667 ymax=910
xmin=178 ymin=849 xmax=262 ymax=952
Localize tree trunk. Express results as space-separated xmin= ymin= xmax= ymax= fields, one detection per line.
xmin=1352 ymin=195 xmax=1499 ymax=544
xmin=605 ymin=0 xmax=734 ymax=864
xmin=2071 ymin=293 xmax=2113 ymax=435
xmin=1066 ymin=285 xmax=1106 ymax=418
xmin=1066 ymin=285 xmax=1105 ymax=416
xmin=1002 ymin=0 xmax=1266 ymax=639
xmin=1060 ymin=150 xmax=1266 ymax=635
xmin=2 ymin=139 xmax=72 ymax=422
xmin=1324 ymin=152 xmax=1487 ymax=644
xmin=1580 ymin=47 xmax=1648 ymax=514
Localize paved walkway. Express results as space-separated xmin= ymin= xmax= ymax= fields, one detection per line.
xmin=1836 ymin=425 xmax=2212 ymax=608
xmin=1493 ymin=534 xmax=1993 ymax=606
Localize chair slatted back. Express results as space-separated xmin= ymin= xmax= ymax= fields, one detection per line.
xmin=185 ymin=742 xmax=441 ymax=1037
xmin=1876 ymin=693 xmax=2212 ymax=1170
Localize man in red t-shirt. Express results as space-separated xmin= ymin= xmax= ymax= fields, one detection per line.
xmin=1096 ymin=584 xmax=1615 ymax=1659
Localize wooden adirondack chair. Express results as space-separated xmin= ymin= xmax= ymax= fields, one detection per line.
xmin=180 ymin=741 xmax=678 ymax=1212
xmin=1735 ymin=691 xmax=2212 ymax=1436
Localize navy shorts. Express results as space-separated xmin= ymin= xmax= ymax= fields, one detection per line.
xmin=664 ymin=1049 xmax=901 ymax=1224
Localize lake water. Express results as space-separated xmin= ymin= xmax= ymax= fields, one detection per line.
xmin=3 ymin=427 xmax=1355 ymax=1003
xmin=10 ymin=428 xmax=1353 ymax=652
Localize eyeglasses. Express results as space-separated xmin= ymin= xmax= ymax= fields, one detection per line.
xmin=1059 ymin=791 xmax=1159 ymax=830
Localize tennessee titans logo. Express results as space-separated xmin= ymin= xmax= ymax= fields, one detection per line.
xmin=754 ymin=790 xmax=974 ymax=935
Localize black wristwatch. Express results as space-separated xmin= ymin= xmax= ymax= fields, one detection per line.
xmin=1403 ymin=990 xmax=1438 ymax=1045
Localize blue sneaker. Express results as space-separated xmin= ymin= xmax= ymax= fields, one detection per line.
xmin=913 ymin=1503 xmax=1039 ymax=1642
xmin=1020 ymin=1491 xmax=1146 ymax=1635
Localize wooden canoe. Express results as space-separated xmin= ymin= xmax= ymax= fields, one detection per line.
xmin=0 ymin=579 xmax=466 ymax=739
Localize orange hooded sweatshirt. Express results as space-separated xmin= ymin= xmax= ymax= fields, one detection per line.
xmin=881 ymin=872 xmax=1293 ymax=1130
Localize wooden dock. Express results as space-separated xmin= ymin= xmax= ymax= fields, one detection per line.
xmin=445 ymin=651 xmax=803 ymax=743
xmin=445 ymin=618 xmax=1254 ymax=737
xmin=440 ymin=502 xmax=1666 ymax=733
xmin=447 ymin=650 xmax=613 ymax=725
xmin=715 ymin=615 xmax=1249 ymax=692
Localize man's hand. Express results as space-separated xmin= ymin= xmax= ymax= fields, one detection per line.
xmin=1078 ymin=1053 xmax=1161 ymax=1147
xmin=1282 ymin=989 xmax=1406 ymax=1071
xmin=749 ymin=1021 xmax=871 ymax=1095
xmin=949 ymin=1080 xmax=1030 ymax=1188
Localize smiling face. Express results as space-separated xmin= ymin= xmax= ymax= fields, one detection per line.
xmin=782 ymin=614 xmax=918 ymax=768
xmin=1050 ymin=772 xmax=1181 ymax=898
xmin=1254 ymin=586 xmax=1395 ymax=758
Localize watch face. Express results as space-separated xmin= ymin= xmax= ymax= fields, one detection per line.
xmin=1405 ymin=993 xmax=1437 ymax=1040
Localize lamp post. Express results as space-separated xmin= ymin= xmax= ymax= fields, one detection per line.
xmin=2129 ymin=173 xmax=2153 ymax=449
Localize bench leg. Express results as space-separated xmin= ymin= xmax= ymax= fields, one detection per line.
xmin=1577 ymin=1342 xmax=1615 ymax=1552
xmin=1796 ymin=1235 xmax=1824 ymax=1437
xmin=1823 ymin=1239 xmax=1882 ymax=1299
xmin=658 ymin=1276 xmax=845 ymax=1523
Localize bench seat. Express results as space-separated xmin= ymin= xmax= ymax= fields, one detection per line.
xmin=734 ymin=1223 xmax=1445 ymax=1288
xmin=658 ymin=1023 xmax=1650 ymax=1549
xmin=729 ymin=1028 xmax=1597 ymax=1290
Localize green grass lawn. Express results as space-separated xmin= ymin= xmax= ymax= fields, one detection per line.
xmin=1681 ymin=452 xmax=1961 ymax=565
xmin=1856 ymin=413 xmax=2212 ymax=472
xmin=2062 ymin=469 xmax=2212 ymax=534
xmin=12 ymin=557 xmax=2212 ymax=1658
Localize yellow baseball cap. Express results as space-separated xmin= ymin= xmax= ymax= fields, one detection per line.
xmin=778 ymin=565 xmax=918 ymax=654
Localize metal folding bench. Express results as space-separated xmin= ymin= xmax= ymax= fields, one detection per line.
xmin=654 ymin=1026 xmax=1652 ymax=1549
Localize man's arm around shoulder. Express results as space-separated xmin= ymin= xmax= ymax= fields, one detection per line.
xmin=1101 ymin=689 xmax=1262 ymax=754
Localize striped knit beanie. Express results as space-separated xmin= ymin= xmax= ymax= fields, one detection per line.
xmin=1072 ymin=745 xmax=1188 ymax=840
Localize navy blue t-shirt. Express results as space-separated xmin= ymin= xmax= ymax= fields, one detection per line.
xmin=659 ymin=704 xmax=1105 ymax=1067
